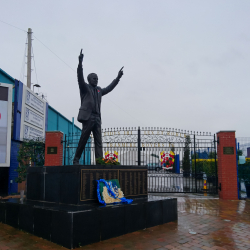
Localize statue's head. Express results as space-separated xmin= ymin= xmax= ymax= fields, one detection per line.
xmin=87 ymin=73 xmax=98 ymax=87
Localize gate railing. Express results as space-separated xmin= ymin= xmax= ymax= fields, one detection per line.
xmin=63 ymin=126 xmax=218 ymax=194
xmin=238 ymin=164 xmax=250 ymax=199
xmin=148 ymin=173 xmax=218 ymax=194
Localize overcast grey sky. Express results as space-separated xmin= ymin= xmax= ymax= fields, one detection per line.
xmin=1 ymin=0 xmax=250 ymax=136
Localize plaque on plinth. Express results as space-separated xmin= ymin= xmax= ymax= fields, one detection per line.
xmin=80 ymin=167 xmax=147 ymax=202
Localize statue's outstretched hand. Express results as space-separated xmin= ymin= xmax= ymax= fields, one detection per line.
xmin=79 ymin=49 xmax=84 ymax=64
xmin=117 ymin=66 xmax=124 ymax=79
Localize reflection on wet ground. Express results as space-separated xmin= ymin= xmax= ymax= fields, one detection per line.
xmin=0 ymin=195 xmax=249 ymax=249
xmin=153 ymin=194 xmax=221 ymax=216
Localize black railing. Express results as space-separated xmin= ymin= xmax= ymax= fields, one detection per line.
xmin=148 ymin=172 xmax=218 ymax=194
xmin=238 ymin=164 xmax=250 ymax=199
xmin=63 ymin=126 xmax=218 ymax=194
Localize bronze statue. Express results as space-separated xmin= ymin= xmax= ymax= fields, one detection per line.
xmin=73 ymin=49 xmax=124 ymax=165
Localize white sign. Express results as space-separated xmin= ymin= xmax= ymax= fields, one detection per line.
xmin=26 ymin=90 xmax=44 ymax=114
xmin=0 ymin=101 xmax=8 ymax=127
xmin=0 ymin=83 xmax=12 ymax=167
xmin=0 ymin=102 xmax=8 ymax=164
xmin=24 ymin=125 xmax=44 ymax=140
xmin=24 ymin=107 xmax=44 ymax=129
xmin=20 ymin=84 xmax=47 ymax=141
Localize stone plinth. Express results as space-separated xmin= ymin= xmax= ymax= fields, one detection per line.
xmin=27 ymin=165 xmax=148 ymax=204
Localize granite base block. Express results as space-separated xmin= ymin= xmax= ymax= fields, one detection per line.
xmin=34 ymin=207 xmax=52 ymax=241
xmin=0 ymin=202 xmax=5 ymax=223
xmin=19 ymin=204 xmax=34 ymax=233
xmin=73 ymin=209 xmax=101 ymax=248
xmin=5 ymin=202 xmax=19 ymax=228
xmin=0 ymin=196 xmax=177 ymax=249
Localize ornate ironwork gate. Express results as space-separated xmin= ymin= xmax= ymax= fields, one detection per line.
xmin=64 ymin=127 xmax=218 ymax=194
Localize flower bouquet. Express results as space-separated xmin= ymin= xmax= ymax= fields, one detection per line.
xmin=96 ymin=157 xmax=121 ymax=165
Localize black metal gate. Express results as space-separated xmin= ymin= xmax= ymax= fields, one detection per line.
xmin=63 ymin=127 xmax=218 ymax=194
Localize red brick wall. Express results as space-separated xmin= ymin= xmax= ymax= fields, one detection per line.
xmin=217 ymin=131 xmax=238 ymax=200
xmin=44 ymin=131 xmax=64 ymax=166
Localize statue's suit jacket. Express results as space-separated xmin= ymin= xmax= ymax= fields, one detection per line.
xmin=77 ymin=64 xmax=120 ymax=123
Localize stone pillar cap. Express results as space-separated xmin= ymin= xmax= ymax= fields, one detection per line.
xmin=46 ymin=131 xmax=64 ymax=134
xmin=216 ymin=130 xmax=235 ymax=134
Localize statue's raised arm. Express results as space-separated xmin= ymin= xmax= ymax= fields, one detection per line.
xmin=117 ymin=66 xmax=124 ymax=80
xmin=77 ymin=49 xmax=88 ymax=92
xmin=79 ymin=49 xmax=84 ymax=65
xmin=102 ymin=66 xmax=124 ymax=96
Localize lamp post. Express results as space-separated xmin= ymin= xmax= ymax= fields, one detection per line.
xmin=33 ymin=84 xmax=41 ymax=92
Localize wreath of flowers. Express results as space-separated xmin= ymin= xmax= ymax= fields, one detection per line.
xmin=96 ymin=179 xmax=133 ymax=205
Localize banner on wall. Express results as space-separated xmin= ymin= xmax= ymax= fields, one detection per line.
xmin=0 ymin=83 xmax=13 ymax=167
xmin=104 ymin=151 xmax=119 ymax=161
xmin=160 ymin=151 xmax=175 ymax=170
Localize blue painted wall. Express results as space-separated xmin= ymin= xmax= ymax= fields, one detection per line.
xmin=8 ymin=140 xmax=21 ymax=194
xmin=13 ymin=80 xmax=23 ymax=141
xmin=0 ymin=68 xmax=15 ymax=101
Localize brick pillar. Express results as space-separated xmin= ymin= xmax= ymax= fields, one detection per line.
xmin=217 ymin=131 xmax=238 ymax=200
xmin=44 ymin=131 xmax=64 ymax=166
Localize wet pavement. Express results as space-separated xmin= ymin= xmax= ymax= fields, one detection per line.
xmin=0 ymin=194 xmax=250 ymax=250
